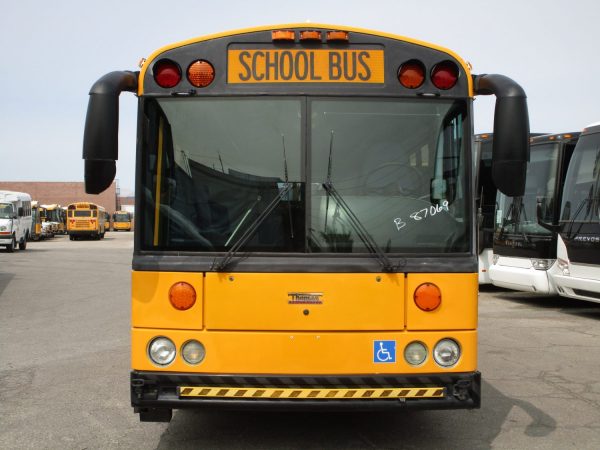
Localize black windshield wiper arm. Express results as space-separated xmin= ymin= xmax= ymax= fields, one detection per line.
xmin=498 ymin=197 xmax=531 ymax=243
xmin=211 ymin=183 xmax=293 ymax=272
xmin=322 ymin=181 xmax=397 ymax=272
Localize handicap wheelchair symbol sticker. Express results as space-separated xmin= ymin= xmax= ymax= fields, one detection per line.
xmin=373 ymin=340 xmax=396 ymax=363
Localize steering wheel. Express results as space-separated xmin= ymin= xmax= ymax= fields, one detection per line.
xmin=364 ymin=162 xmax=425 ymax=196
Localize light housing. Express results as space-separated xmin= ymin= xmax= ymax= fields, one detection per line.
xmin=404 ymin=341 xmax=427 ymax=366
xmin=182 ymin=340 xmax=206 ymax=365
xmin=326 ymin=30 xmax=349 ymax=42
xmin=431 ymin=61 xmax=459 ymax=90
xmin=557 ymin=258 xmax=570 ymax=276
xmin=531 ymin=258 xmax=556 ymax=271
xmin=187 ymin=60 xmax=215 ymax=88
xmin=414 ymin=282 xmax=442 ymax=311
xmin=272 ymin=30 xmax=295 ymax=41
xmin=433 ymin=339 xmax=460 ymax=367
xmin=153 ymin=59 xmax=182 ymax=88
xmin=169 ymin=282 xmax=196 ymax=310
xmin=148 ymin=337 xmax=176 ymax=366
xmin=398 ymin=60 xmax=425 ymax=89
xmin=300 ymin=30 xmax=322 ymax=41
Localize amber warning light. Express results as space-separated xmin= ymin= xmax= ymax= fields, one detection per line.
xmin=187 ymin=60 xmax=215 ymax=88
xmin=169 ymin=282 xmax=197 ymax=310
xmin=414 ymin=283 xmax=442 ymax=311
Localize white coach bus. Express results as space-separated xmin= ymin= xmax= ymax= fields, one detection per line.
xmin=0 ymin=190 xmax=32 ymax=252
xmin=549 ymin=123 xmax=600 ymax=302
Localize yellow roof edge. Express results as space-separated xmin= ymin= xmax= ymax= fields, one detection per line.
xmin=138 ymin=23 xmax=473 ymax=95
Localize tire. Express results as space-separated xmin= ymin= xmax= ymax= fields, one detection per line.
xmin=6 ymin=236 xmax=16 ymax=253
xmin=18 ymin=237 xmax=27 ymax=250
xmin=69 ymin=235 xmax=74 ymax=241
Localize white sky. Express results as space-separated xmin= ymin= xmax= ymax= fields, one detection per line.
xmin=1 ymin=0 xmax=598 ymax=193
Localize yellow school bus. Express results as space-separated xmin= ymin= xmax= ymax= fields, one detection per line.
xmin=66 ymin=202 xmax=106 ymax=240
xmin=42 ymin=204 xmax=67 ymax=234
xmin=30 ymin=201 xmax=43 ymax=240
xmin=82 ymin=24 xmax=530 ymax=422
xmin=104 ymin=211 xmax=112 ymax=232
xmin=112 ymin=210 xmax=132 ymax=231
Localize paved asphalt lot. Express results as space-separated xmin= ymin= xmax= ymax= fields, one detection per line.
xmin=1 ymin=232 xmax=599 ymax=449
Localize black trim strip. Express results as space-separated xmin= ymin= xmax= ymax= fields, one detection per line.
xmin=132 ymin=253 xmax=477 ymax=273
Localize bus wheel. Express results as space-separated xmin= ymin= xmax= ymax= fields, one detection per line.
xmin=69 ymin=235 xmax=74 ymax=241
xmin=6 ymin=237 xmax=16 ymax=253
xmin=18 ymin=237 xmax=27 ymax=250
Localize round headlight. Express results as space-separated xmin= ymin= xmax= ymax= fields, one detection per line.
xmin=181 ymin=340 xmax=206 ymax=365
xmin=404 ymin=341 xmax=427 ymax=366
xmin=148 ymin=337 xmax=176 ymax=366
xmin=433 ymin=339 xmax=460 ymax=367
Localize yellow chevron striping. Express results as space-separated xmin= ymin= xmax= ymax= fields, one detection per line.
xmin=179 ymin=386 xmax=445 ymax=399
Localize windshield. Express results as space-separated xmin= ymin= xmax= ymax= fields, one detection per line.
xmin=115 ymin=214 xmax=130 ymax=222
xmin=560 ymin=133 xmax=600 ymax=224
xmin=0 ymin=203 xmax=14 ymax=219
xmin=140 ymin=97 xmax=469 ymax=254
xmin=495 ymin=143 xmax=559 ymax=237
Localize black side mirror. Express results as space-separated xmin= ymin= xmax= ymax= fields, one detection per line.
xmin=83 ymin=71 xmax=138 ymax=194
xmin=473 ymin=74 xmax=530 ymax=197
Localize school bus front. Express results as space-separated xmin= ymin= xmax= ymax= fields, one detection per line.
xmin=83 ymin=24 xmax=530 ymax=422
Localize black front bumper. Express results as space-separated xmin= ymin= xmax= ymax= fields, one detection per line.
xmin=131 ymin=371 xmax=481 ymax=418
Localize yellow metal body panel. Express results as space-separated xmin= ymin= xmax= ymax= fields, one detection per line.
xmin=406 ymin=273 xmax=478 ymax=331
xmin=179 ymin=386 xmax=444 ymax=399
xmin=132 ymin=271 xmax=477 ymax=374
xmin=204 ymin=272 xmax=404 ymax=331
xmin=113 ymin=222 xmax=131 ymax=231
xmin=132 ymin=271 xmax=203 ymax=330
xmin=131 ymin=327 xmax=477 ymax=374
xmin=138 ymin=23 xmax=473 ymax=96
xmin=227 ymin=49 xmax=385 ymax=84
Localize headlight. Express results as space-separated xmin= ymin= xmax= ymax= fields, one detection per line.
xmin=531 ymin=259 xmax=555 ymax=271
xmin=148 ymin=337 xmax=176 ymax=366
xmin=433 ymin=339 xmax=460 ymax=367
xmin=181 ymin=340 xmax=206 ymax=365
xmin=404 ymin=341 xmax=427 ymax=366
xmin=492 ymin=254 xmax=500 ymax=265
xmin=557 ymin=258 xmax=570 ymax=276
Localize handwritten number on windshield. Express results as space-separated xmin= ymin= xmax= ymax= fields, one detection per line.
xmin=409 ymin=201 xmax=449 ymax=221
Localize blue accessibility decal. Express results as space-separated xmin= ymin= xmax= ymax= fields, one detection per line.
xmin=373 ymin=340 xmax=396 ymax=363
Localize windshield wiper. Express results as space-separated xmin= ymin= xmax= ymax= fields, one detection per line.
xmin=211 ymin=183 xmax=293 ymax=271
xmin=322 ymin=181 xmax=397 ymax=272
xmin=565 ymin=186 xmax=596 ymax=239
xmin=212 ymin=137 xmax=295 ymax=272
xmin=321 ymin=130 xmax=398 ymax=272
xmin=497 ymin=196 xmax=531 ymax=244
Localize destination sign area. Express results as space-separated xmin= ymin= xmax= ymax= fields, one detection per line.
xmin=228 ymin=49 xmax=384 ymax=84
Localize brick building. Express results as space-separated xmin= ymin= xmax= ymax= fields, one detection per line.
xmin=0 ymin=181 xmax=118 ymax=215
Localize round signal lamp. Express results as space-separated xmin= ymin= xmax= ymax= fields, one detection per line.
xmin=169 ymin=282 xmax=196 ymax=310
xmin=398 ymin=60 xmax=425 ymax=89
xmin=187 ymin=60 xmax=215 ymax=88
xmin=414 ymin=282 xmax=442 ymax=311
xmin=153 ymin=59 xmax=182 ymax=88
xmin=431 ymin=61 xmax=459 ymax=90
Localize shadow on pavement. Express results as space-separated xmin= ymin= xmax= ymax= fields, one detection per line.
xmin=493 ymin=292 xmax=600 ymax=320
xmin=155 ymin=380 xmax=555 ymax=449
xmin=0 ymin=272 xmax=14 ymax=298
